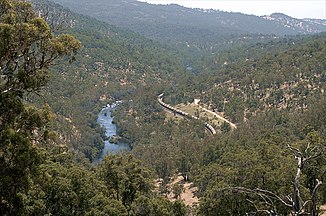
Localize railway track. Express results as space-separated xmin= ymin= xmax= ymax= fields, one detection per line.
xmin=158 ymin=93 xmax=217 ymax=135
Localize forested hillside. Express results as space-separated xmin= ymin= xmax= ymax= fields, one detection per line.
xmin=1 ymin=0 xmax=325 ymax=215
xmin=30 ymin=0 xmax=191 ymax=161
xmin=112 ymin=33 xmax=326 ymax=215
xmin=0 ymin=1 xmax=188 ymax=215
xmin=177 ymin=34 xmax=326 ymax=123
xmin=51 ymin=0 xmax=326 ymax=51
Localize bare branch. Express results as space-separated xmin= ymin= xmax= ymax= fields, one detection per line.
xmin=312 ymin=179 xmax=322 ymax=197
xmin=255 ymin=188 xmax=293 ymax=208
xmin=287 ymin=144 xmax=302 ymax=158
xmin=300 ymin=200 xmax=312 ymax=212
xmin=302 ymin=150 xmax=323 ymax=166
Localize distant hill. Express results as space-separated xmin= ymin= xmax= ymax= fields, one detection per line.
xmin=51 ymin=0 xmax=326 ymax=50
xmin=262 ymin=13 xmax=326 ymax=34
xmin=303 ymin=18 xmax=326 ymax=26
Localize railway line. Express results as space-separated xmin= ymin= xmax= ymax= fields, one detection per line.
xmin=158 ymin=93 xmax=217 ymax=135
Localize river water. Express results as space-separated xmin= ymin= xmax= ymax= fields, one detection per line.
xmin=96 ymin=104 xmax=131 ymax=160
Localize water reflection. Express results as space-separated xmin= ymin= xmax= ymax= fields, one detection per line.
xmin=96 ymin=104 xmax=131 ymax=160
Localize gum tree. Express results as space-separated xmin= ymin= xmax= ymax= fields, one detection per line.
xmin=0 ymin=0 xmax=80 ymax=214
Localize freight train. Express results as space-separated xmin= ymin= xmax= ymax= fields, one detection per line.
xmin=158 ymin=93 xmax=216 ymax=135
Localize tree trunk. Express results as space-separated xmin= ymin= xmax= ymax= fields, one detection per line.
xmin=293 ymin=157 xmax=302 ymax=214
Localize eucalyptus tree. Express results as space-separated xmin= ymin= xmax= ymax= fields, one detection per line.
xmin=0 ymin=0 xmax=80 ymax=214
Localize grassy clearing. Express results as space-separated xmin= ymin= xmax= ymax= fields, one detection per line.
xmin=167 ymin=103 xmax=225 ymax=127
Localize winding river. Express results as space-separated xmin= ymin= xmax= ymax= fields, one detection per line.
xmin=96 ymin=104 xmax=131 ymax=160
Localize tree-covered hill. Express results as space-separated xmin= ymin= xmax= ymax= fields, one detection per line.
xmin=51 ymin=0 xmax=326 ymax=51
xmin=110 ymin=33 xmax=326 ymax=215
xmin=2 ymin=0 xmax=325 ymax=215
xmin=194 ymin=33 xmax=326 ymax=123
xmin=108 ymin=32 xmax=325 ymax=140
xmin=0 ymin=1 xmax=188 ymax=215
xmin=30 ymin=0 xmax=190 ymax=161
xmin=262 ymin=13 xmax=326 ymax=34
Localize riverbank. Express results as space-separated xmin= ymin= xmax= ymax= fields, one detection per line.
xmin=95 ymin=104 xmax=131 ymax=162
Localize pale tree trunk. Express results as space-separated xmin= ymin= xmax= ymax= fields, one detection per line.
xmin=311 ymin=179 xmax=322 ymax=216
xmin=288 ymin=143 xmax=324 ymax=216
xmin=293 ymin=156 xmax=303 ymax=215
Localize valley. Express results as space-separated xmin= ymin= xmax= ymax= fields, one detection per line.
xmin=0 ymin=0 xmax=325 ymax=215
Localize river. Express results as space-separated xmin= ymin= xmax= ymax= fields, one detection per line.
xmin=96 ymin=104 xmax=131 ymax=160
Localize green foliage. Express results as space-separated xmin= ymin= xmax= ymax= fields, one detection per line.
xmin=172 ymin=183 xmax=184 ymax=199
xmin=22 ymin=159 xmax=127 ymax=215
xmin=27 ymin=0 xmax=191 ymax=161
xmin=198 ymin=189 xmax=255 ymax=216
xmin=0 ymin=0 xmax=80 ymax=214
xmin=131 ymin=196 xmax=186 ymax=216
xmin=20 ymin=152 xmax=181 ymax=216
xmin=2 ymin=1 xmax=325 ymax=215
xmin=161 ymin=34 xmax=326 ymax=124
xmin=98 ymin=154 xmax=152 ymax=210
xmin=194 ymin=103 xmax=326 ymax=215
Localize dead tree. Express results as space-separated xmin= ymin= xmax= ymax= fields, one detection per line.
xmin=287 ymin=143 xmax=324 ymax=216
xmin=218 ymin=140 xmax=324 ymax=215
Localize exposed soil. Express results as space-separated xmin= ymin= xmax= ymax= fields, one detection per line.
xmin=155 ymin=174 xmax=199 ymax=207
xmin=320 ymin=205 xmax=326 ymax=216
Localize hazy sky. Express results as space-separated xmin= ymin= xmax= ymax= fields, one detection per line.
xmin=138 ymin=0 xmax=326 ymax=19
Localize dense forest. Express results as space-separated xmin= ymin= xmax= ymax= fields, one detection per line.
xmin=1 ymin=0 xmax=325 ymax=215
